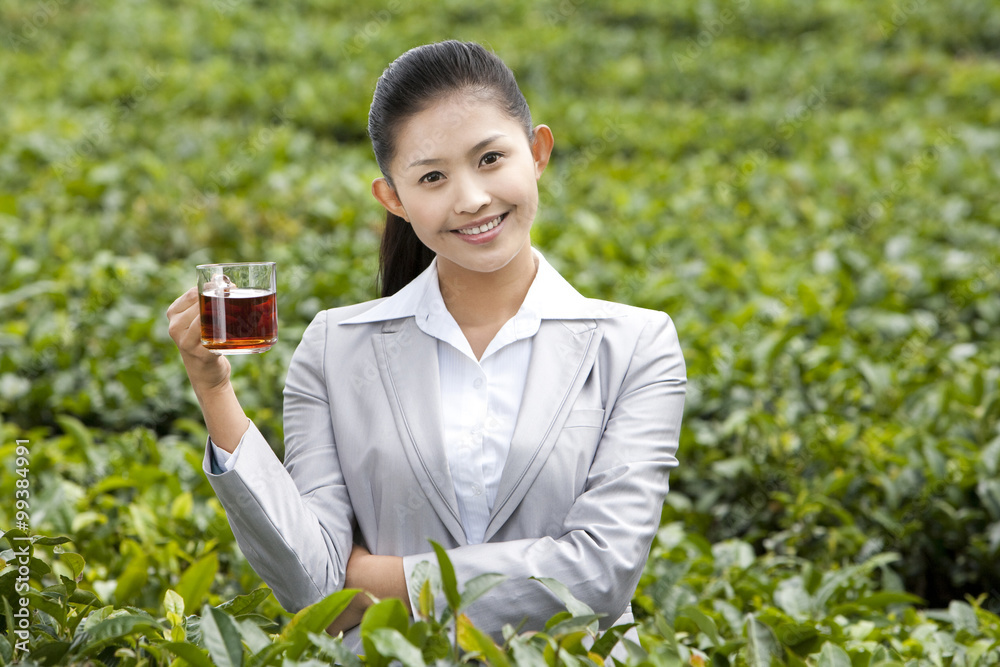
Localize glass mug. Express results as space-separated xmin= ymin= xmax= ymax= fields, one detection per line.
xmin=197 ymin=262 xmax=277 ymax=354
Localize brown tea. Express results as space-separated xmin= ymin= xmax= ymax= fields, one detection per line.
xmin=200 ymin=288 xmax=277 ymax=353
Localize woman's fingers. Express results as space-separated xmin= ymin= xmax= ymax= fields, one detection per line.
xmin=166 ymin=286 xmax=198 ymax=319
xmin=166 ymin=288 xmax=232 ymax=389
xmin=166 ymin=288 xmax=202 ymax=348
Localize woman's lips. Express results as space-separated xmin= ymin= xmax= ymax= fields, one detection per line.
xmin=452 ymin=212 xmax=508 ymax=244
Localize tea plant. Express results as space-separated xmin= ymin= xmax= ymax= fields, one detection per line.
xmin=2 ymin=0 xmax=1000 ymax=664
xmin=1 ymin=531 xmax=642 ymax=666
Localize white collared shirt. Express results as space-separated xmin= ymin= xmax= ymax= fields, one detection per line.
xmin=211 ymin=247 xmax=603 ymax=544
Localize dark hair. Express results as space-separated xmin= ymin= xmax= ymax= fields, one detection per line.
xmin=368 ymin=40 xmax=533 ymax=297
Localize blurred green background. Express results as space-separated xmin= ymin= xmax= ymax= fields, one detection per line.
xmin=3 ymin=0 xmax=1000 ymax=663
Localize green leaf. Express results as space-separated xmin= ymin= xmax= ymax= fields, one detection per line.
xmin=457 ymin=614 xmax=511 ymax=667
xmin=114 ymin=551 xmax=148 ymax=604
xmin=217 ymin=587 xmax=272 ymax=617
xmin=545 ymin=611 xmax=572 ymax=630
xmin=744 ymin=614 xmax=779 ymax=667
xmin=360 ymin=597 xmax=412 ymax=667
xmin=77 ymin=615 xmax=163 ymax=656
xmin=621 ymin=637 xmax=650 ymax=664
xmin=236 ymin=617 xmax=273 ymax=655
xmin=531 ymin=577 xmax=594 ymax=617
xmin=774 ymin=622 xmax=818 ymax=649
xmin=27 ymin=640 xmax=69 ymax=664
xmin=813 ymin=553 xmax=900 ymax=609
xmin=58 ymin=552 xmax=85 ymax=580
xmin=1 ymin=597 xmax=14 ymax=656
xmin=56 ymin=414 xmax=95 ymax=457
xmin=815 ymin=642 xmax=851 ymax=667
xmin=948 ymin=600 xmax=978 ymax=633
xmin=0 ymin=633 xmax=12 ymax=664
xmin=1 ymin=528 xmax=30 ymax=545
xmin=867 ymin=645 xmax=900 ymax=666
xmin=590 ymin=623 xmax=636 ymax=659
xmin=279 ymin=588 xmax=358 ymax=660
xmin=68 ymin=588 xmax=102 ymax=608
xmin=678 ymin=605 xmax=722 ymax=645
xmin=408 ymin=558 xmax=437 ymax=620
xmin=164 ymin=589 xmax=185 ymax=617
xmin=307 ymin=631 xmax=364 ymax=667
xmin=25 ymin=589 xmax=66 ymax=626
xmin=418 ymin=577 xmax=435 ymax=621
xmin=510 ymin=635 xmax=549 ymax=667
xmin=430 ymin=540 xmax=460 ymax=613
xmin=176 ymin=553 xmax=218 ymax=613
xmin=459 ymin=572 xmax=508 ymax=612
xmin=199 ymin=603 xmax=244 ymax=667
xmin=368 ymin=627 xmax=427 ymax=667
xmin=546 ymin=614 xmax=604 ymax=638
xmin=32 ymin=535 xmax=73 ymax=546
xmin=247 ymin=640 xmax=293 ymax=667
xmin=162 ymin=641 xmax=215 ymax=667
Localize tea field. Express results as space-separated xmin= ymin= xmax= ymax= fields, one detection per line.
xmin=2 ymin=0 xmax=1000 ymax=664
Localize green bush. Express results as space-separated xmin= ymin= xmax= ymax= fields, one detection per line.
xmin=3 ymin=0 xmax=1000 ymax=663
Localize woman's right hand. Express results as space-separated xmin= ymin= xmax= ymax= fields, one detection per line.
xmin=166 ymin=286 xmax=232 ymax=395
xmin=167 ymin=287 xmax=249 ymax=454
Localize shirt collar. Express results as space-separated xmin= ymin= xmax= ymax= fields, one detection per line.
xmin=338 ymin=247 xmax=616 ymax=326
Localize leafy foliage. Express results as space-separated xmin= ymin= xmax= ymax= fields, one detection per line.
xmin=2 ymin=0 xmax=1000 ymax=664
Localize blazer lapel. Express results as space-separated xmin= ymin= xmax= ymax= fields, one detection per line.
xmin=373 ymin=318 xmax=467 ymax=546
xmin=484 ymin=318 xmax=603 ymax=541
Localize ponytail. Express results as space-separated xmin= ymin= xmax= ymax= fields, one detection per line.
xmin=378 ymin=212 xmax=435 ymax=298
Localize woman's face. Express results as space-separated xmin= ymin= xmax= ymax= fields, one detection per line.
xmin=373 ymin=94 xmax=553 ymax=279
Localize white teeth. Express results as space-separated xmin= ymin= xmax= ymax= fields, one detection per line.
xmin=457 ymin=214 xmax=504 ymax=235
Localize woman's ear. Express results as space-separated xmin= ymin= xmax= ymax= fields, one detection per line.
xmin=372 ymin=177 xmax=408 ymax=221
xmin=530 ymin=124 xmax=554 ymax=179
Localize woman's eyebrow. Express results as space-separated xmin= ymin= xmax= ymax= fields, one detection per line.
xmin=406 ymin=133 xmax=508 ymax=170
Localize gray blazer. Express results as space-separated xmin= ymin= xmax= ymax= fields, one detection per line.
xmin=202 ymin=276 xmax=686 ymax=647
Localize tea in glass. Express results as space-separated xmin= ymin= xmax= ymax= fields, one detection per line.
xmin=197 ymin=262 xmax=277 ymax=354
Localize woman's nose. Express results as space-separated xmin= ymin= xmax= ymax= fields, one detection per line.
xmin=453 ymin=174 xmax=491 ymax=215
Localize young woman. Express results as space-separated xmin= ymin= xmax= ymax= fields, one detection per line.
xmin=167 ymin=40 xmax=686 ymax=650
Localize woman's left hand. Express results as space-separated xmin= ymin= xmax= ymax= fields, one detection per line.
xmin=326 ymin=543 xmax=411 ymax=636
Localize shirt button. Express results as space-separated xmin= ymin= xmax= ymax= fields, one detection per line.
xmin=473 ymin=377 xmax=484 ymax=389
xmin=472 ymin=483 xmax=482 ymax=496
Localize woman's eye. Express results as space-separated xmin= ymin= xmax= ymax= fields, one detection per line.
xmin=480 ymin=151 xmax=503 ymax=166
xmin=419 ymin=171 xmax=444 ymax=184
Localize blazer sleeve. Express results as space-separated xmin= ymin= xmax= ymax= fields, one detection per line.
xmin=402 ymin=310 xmax=686 ymax=635
xmin=201 ymin=310 xmax=355 ymax=612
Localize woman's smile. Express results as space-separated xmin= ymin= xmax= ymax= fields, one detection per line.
xmin=453 ymin=211 xmax=509 ymax=244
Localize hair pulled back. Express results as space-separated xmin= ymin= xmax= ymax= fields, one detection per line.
xmin=368 ymin=40 xmax=533 ymax=297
